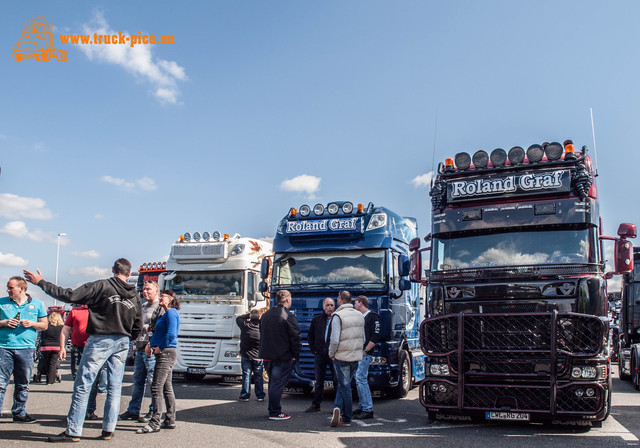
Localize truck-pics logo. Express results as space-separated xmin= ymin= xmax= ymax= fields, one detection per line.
xmin=449 ymin=170 xmax=568 ymax=200
xmin=13 ymin=16 xmax=68 ymax=62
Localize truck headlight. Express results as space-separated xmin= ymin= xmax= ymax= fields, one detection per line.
xmin=571 ymin=366 xmax=598 ymax=379
xmin=366 ymin=213 xmax=387 ymax=231
xmin=429 ymin=364 xmax=450 ymax=376
xmin=231 ymin=244 xmax=245 ymax=255
xmin=369 ymin=356 xmax=387 ymax=365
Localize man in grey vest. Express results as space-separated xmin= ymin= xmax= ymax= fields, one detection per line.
xmin=328 ymin=291 xmax=364 ymax=427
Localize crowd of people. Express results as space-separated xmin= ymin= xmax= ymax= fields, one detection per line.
xmin=0 ymin=258 xmax=383 ymax=441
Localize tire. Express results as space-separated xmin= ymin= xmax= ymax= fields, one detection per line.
xmin=619 ymin=357 xmax=630 ymax=381
xmin=186 ymin=373 xmax=206 ymax=381
xmin=56 ymin=50 xmax=68 ymax=62
xmin=13 ymin=52 xmax=23 ymax=61
xmin=633 ymin=356 xmax=640 ymax=390
xmin=39 ymin=51 xmax=51 ymax=62
xmin=387 ymin=350 xmax=412 ymax=399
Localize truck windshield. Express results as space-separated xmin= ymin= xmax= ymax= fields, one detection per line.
xmin=431 ymin=227 xmax=596 ymax=271
xmin=273 ymin=250 xmax=386 ymax=287
xmin=166 ymin=271 xmax=244 ymax=300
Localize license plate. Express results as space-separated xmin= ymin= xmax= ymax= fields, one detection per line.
xmin=486 ymin=411 xmax=530 ymax=421
xmin=187 ymin=368 xmax=206 ymax=374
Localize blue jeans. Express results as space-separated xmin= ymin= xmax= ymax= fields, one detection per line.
xmin=66 ymin=335 xmax=129 ymax=436
xmin=264 ymin=359 xmax=295 ymax=417
xmin=240 ymin=357 xmax=265 ymax=400
xmin=332 ymin=359 xmax=359 ymax=424
xmin=0 ymin=347 xmax=35 ymax=417
xmin=312 ymin=353 xmax=334 ymax=407
xmin=355 ymin=354 xmax=373 ymax=412
xmin=87 ymin=363 xmax=108 ymax=413
xmin=127 ymin=349 xmax=156 ymax=414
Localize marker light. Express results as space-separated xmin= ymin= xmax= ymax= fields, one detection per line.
xmin=299 ymin=205 xmax=311 ymax=217
xmin=183 ymin=232 xmax=191 ymax=242
xmin=139 ymin=265 xmax=144 ymax=271
xmin=193 ymin=232 xmax=201 ymax=242
xmin=342 ymin=202 xmax=354 ymax=214
xmin=508 ymin=146 xmax=525 ymax=165
xmin=162 ymin=262 xmax=167 ymax=269
xmin=313 ymin=204 xmax=324 ymax=216
xmin=472 ymin=150 xmax=489 ymax=169
xmin=490 ymin=148 xmax=507 ymax=167
xmin=527 ymin=144 xmax=544 ymax=163
xmin=212 ymin=231 xmax=221 ymax=241
xmin=454 ymin=152 xmax=471 ymax=170
xmin=289 ymin=208 xmax=297 ymax=218
xmin=564 ymin=139 xmax=576 ymax=160
xmin=203 ymin=231 xmax=211 ymax=241
xmin=327 ymin=203 xmax=339 ymax=215
xmin=357 ymin=203 xmax=365 ymax=213
xmin=152 ymin=262 xmax=157 ymax=269
xmin=142 ymin=263 xmax=148 ymax=270
xmin=444 ymin=158 xmax=455 ymax=172
xmin=545 ymin=142 xmax=563 ymax=161
xmin=224 ymin=233 xmax=229 ymax=241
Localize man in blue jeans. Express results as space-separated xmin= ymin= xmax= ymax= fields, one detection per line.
xmin=0 ymin=276 xmax=48 ymax=423
xmin=236 ymin=309 xmax=265 ymax=402
xmin=259 ymin=290 xmax=301 ymax=420
xmin=121 ymin=281 xmax=163 ymax=422
xmin=25 ymin=258 xmax=142 ymax=442
xmin=353 ymin=295 xmax=380 ymax=419
xmin=328 ymin=291 xmax=364 ymax=427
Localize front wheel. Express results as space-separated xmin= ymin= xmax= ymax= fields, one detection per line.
xmin=386 ymin=350 xmax=412 ymax=399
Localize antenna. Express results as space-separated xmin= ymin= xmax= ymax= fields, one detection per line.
xmin=590 ymin=107 xmax=599 ymax=176
xmin=430 ymin=109 xmax=438 ymax=188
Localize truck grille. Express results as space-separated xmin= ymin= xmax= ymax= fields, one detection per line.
xmin=177 ymin=337 xmax=217 ymax=368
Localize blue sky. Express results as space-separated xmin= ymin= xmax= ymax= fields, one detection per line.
xmin=1 ymin=1 xmax=638 ymax=305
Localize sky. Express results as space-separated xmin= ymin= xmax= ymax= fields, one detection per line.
xmin=1 ymin=1 xmax=639 ymax=306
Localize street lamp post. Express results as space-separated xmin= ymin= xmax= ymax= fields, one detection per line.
xmin=54 ymin=233 xmax=67 ymax=306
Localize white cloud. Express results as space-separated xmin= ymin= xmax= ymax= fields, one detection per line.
xmin=0 ymin=221 xmax=66 ymax=244
xmin=69 ymin=266 xmax=111 ymax=279
xmin=0 ymin=252 xmax=28 ymax=267
xmin=33 ymin=142 xmax=46 ymax=152
xmin=280 ymin=174 xmax=321 ymax=199
xmin=101 ymin=175 xmax=158 ymax=191
xmin=0 ymin=193 xmax=54 ymax=220
xmin=94 ymin=214 xmax=104 ymax=219
xmin=411 ymin=172 xmax=434 ymax=188
xmin=78 ymin=11 xmax=187 ymax=104
xmin=71 ymin=250 xmax=100 ymax=259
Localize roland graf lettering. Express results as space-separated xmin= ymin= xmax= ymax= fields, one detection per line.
xmin=286 ymin=218 xmax=359 ymax=234
xmin=451 ymin=170 xmax=565 ymax=198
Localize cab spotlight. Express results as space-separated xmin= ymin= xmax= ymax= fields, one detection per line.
xmin=454 ymin=152 xmax=471 ymax=170
xmin=527 ymin=144 xmax=544 ymax=163
xmin=430 ymin=383 xmax=439 ymax=392
xmin=212 ymin=231 xmax=221 ymax=241
xmin=490 ymin=148 xmax=507 ymax=167
xmin=545 ymin=142 xmax=563 ymax=161
xmin=193 ymin=232 xmax=201 ymax=241
xmin=342 ymin=202 xmax=354 ymax=214
xmin=299 ymin=204 xmax=311 ymax=217
xmin=472 ymin=150 xmax=489 ymax=169
xmin=508 ymin=146 xmax=525 ymax=165
xmin=327 ymin=203 xmax=339 ymax=215
xmin=183 ymin=232 xmax=191 ymax=242
xmin=313 ymin=204 xmax=325 ymax=216
xmin=203 ymin=231 xmax=211 ymax=241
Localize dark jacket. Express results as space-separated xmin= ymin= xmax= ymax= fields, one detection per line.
xmin=259 ymin=304 xmax=301 ymax=362
xmin=236 ymin=313 xmax=261 ymax=359
xmin=307 ymin=312 xmax=332 ymax=355
xmin=40 ymin=325 xmax=63 ymax=348
xmin=38 ymin=277 xmax=143 ymax=340
xmin=363 ymin=311 xmax=381 ymax=352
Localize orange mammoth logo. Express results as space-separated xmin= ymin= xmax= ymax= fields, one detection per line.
xmin=13 ymin=16 xmax=68 ymax=62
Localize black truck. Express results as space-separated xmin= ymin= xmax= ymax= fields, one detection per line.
xmin=617 ymin=248 xmax=640 ymax=385
xmin=410 ymin=140 xmax=635 ymax=425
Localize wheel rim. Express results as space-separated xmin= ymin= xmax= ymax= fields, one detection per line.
xmin=401 ymin=358 xmax=410 ymax=391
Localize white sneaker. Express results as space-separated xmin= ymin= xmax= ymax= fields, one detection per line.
xmin=330 ymin=407 xmax=341 ymax=427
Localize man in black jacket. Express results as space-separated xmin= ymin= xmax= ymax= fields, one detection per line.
xmin=259 ymin=290 xmax=301 ymax=420
xmin=304 ymin=297 xmax=335 ymax=413
xmin=24 ymin=258 xmax=143 ymax=442
xmin=236 ymin=309 xmax=265 ymax=402
xmin=353 ymin=295 xmax=380 ymax=419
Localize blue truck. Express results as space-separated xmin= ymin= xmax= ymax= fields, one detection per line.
xmin=260 ymin=201 xmax=426 ymax=397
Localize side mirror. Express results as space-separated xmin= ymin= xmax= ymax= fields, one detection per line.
xmin=409 ymin=237 xmax=421 ymax=252
xmin=398 ymin=254 xmax=410 ymax=277
xmin=410 ymin=251 xmax=422 ymax=283
xmin=618 ymin=223 xmax=637 ymax=239
xmin=260 ymin=257 xmax=271 ymax=280
xmin=399 ymin=278 xmax=411 ymax=291
xmin=615 ymin=239 xmax=634 ymax=274
xmin=259 ymin=281 xmax=268 ymax=293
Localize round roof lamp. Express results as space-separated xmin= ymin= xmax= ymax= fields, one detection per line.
xmin=545 ymin=142 xmax=563 ymax=161
xmin=490 ymin=148 xmax=507 ymax=167
xmin=454 ymin=152 xmax=471 ymax=170
xmin=508 ymin=146 xmax=525 ymax=165
xmin=472 ymin=150 xmax=489 ymax=169
xmin=526 ymin=144 xmax=544 ymax=163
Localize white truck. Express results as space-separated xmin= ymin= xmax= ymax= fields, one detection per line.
xmin=163 ymin=231 xmax=272 ymax=381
